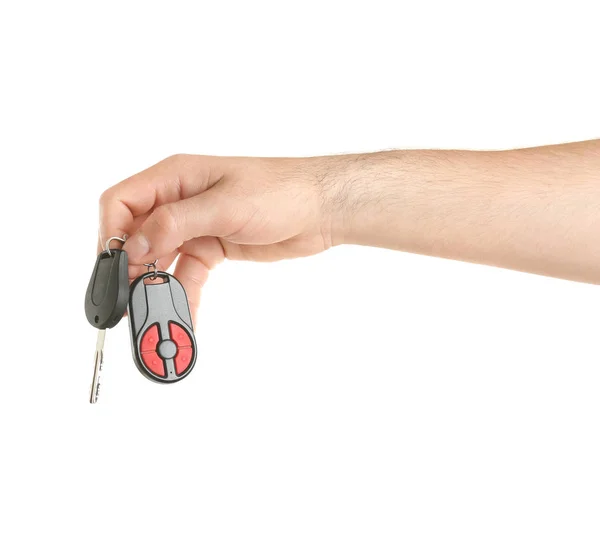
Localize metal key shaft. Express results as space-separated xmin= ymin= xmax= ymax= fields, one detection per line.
xmin=90 ymin=329 xmax=106 ymax=404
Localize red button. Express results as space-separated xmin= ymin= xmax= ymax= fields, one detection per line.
xmin=169 ymin=322 xmax=192 ymax=348
xmin=174 ymin=347 xmax=192 ymax=375
xmin=141 ymin=324 xmax=160 ymax=352
xmin=141 ymin=351 xmax=166 ymax=377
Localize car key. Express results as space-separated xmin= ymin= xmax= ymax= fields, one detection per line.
xmin=128 ymin=266 xmax=197 ymax=383
xmin=84 ymin=237 xmax=129 ymax=403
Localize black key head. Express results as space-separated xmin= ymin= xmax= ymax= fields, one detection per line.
xmin=85 ymin=249 xmax=130 ymax=329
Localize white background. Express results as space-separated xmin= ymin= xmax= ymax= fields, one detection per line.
xmin=1 ymin=1 xmax=600 ymax=550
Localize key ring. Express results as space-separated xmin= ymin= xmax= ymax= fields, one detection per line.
xmin=104 ymin=234 xmax=128 ymax=256
xmin=144 ymin=259 xmax=159 ymax=280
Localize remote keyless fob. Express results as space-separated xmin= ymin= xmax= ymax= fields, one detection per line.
xmin=128 ymin=271 xmax=197 ymax=383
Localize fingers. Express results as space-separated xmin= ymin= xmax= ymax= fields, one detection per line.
xmin=123 ymin=185 xmax=240 ymax=264
xmin=97 ymin=213 xmax=149 ymax=255
xmin=172 ymin=237 xmax=226 ymax=322
xmin=99 ymin=154 xmax=227 ymax=248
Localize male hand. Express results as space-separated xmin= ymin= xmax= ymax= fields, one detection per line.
xmin=99 ymin=155 xmax=340 ymax=315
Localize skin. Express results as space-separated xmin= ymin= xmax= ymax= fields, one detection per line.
xmin=99 ymin=140 xmax=600 ymax=318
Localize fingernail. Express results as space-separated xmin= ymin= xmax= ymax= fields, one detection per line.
xmin=124 ymin=232 xmax=150 ymax=262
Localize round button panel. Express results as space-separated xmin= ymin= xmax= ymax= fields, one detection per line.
xmin=138 ymin=322 xmax=195 ymax=379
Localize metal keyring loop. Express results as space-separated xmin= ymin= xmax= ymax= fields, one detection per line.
xmin=144 ymin=259 xmax=159 ymax=280
xmin=104 ymin=234 xmax=128 ymax=256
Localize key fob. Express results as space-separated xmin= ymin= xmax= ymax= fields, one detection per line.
xmin=128 ymin=271 xmax=197 ymax=383
xmin=85 ymin=249 xmax=129 ymax=329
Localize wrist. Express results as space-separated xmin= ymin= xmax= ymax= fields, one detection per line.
xmin=315 ymin=152 xmax=406 ymax=247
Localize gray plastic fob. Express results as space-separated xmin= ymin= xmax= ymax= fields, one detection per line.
xmin=128 ymin=271 xmax=197 ymax=383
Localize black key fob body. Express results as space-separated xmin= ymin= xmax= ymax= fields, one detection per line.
xmin=85 ymin=249 xmax=129 ymax=329
xmin=128 ymin=271 xmax=197 ymax=383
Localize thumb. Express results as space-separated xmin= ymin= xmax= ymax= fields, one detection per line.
xmin=123 ymin=187 xmax=232 ymax=263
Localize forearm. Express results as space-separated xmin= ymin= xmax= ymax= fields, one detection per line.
xmin=324 ymin=140 xmax=600 ymax=283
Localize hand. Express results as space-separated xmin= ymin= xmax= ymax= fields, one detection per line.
xmin=99 ymin=154 xmax=340 ymax=315
xmin=101 ymin=141 xmax=600 ymax=315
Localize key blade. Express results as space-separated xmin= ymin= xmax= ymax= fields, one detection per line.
xmin=95 ymin=327 xmax=106 ymax=351
xmin=90 ymin=351 xmax=102 ymax=404
xmin=89 ymin=329 xmax=106 ymax=404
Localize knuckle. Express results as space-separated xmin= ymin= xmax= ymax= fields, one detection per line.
xmin=152 ymin=204 xmax=179 ymax=234
xmin=99 ymin=187 xmax=114 ymax=208
xmin=165 ymin=153 xmax=187 ymax=166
